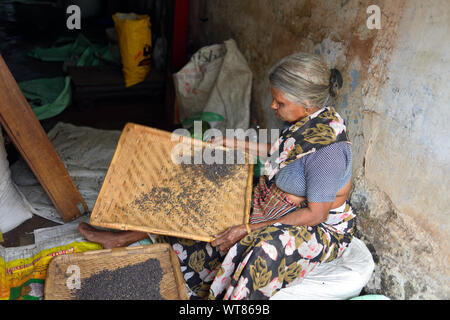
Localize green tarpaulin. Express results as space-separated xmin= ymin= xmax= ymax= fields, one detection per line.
xmin=23 ymin=34 xmax=122 ymax=120
xmin=28 ymin=34 xmax=120 ymax=67
xmin=19 ymin=76 xmax=71 ymax=120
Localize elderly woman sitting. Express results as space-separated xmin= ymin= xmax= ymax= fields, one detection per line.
xmin=79 ymin=52 xmax=354 ymax=300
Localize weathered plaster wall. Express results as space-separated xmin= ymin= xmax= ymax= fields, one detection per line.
xmin=352 ymin=0 xmax=450 ymax=299
xmin=188 ymin=0 xmax=450 ymax=299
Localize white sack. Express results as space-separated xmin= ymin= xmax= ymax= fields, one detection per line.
xmin=0 ymin=128 xmax=34 ymax=233
xmin=173 ymin=39 xmax=252 ymax=133
xmin=10 ymin=122 xmax=121 ymax=224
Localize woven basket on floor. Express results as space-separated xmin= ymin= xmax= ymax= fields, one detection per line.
xmin=44 ymin=243 xmax=189 ymax=300
xmin=89 ymin=123 xmax=254 ymax=242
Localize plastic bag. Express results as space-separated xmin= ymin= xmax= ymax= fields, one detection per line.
xmin=173 ymin=39 xmax=252 ymax=134
xmin=181 ymin=112 xmax=225 ymax=141
xmin=29 ymin=34 xmax=120 ymax=67
xmin=19 ymin=76 xmax=71 ymax=120
xmin=0 ymin=217 xmax=102 ymax=300
xmin=113 ymin=13 xmax=152 ymax=87
xmin=1 ymin=215 xmax=152 ymax=300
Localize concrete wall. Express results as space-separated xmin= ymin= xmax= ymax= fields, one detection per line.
xmin=188 ymin=0 xmax=450 ymax=299
xmin=352 ymin=0 xmax=450 ymax=299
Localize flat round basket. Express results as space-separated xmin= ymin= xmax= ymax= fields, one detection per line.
xmin=44 ymin=243 xmax=188 ymax=300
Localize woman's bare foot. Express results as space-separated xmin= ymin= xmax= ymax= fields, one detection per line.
xmin=78 ymin=222 xmax=148 ymax=249
xmin=78 ymin=222 xmax=125 ymax=249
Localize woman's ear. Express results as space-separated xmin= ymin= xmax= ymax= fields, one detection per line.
xmin=303 ymin=100 xmax=313 ymax=114
xmin=304 ymin=100 xmax=312 ymax=108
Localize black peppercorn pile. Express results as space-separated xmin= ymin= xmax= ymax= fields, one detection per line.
xmin=72 ymin=258 xmax=165 ymax=300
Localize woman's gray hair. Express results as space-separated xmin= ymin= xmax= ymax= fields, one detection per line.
xmin=269 ymin=52 xmax=342 ymax=109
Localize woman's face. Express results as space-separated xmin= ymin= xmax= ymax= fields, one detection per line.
xmin=270 ymin=87 xmax=312 ymax=123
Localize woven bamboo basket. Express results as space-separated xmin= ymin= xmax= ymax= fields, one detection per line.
xmin=44 ymin=243 xmax=189 ymax=300
xmin=89 ymin=123 xmax=254 ymax=242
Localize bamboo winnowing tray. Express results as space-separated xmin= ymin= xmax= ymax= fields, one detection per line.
xmin=44 ymin=244 xmax=189 ymax=300
xmin=90 ymin=123 xmax=254 ymax=242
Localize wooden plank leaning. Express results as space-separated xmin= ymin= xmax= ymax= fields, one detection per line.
xmin=0 ymin=55 xmax=88 ymax=222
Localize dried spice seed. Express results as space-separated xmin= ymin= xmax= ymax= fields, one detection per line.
xmin=72 ymin=258 xmax=165 ymax=300
xmin=180 ymin=149 xmax=246 ymax=186
xmin=126 ymin=147 xmax=248 ymax=233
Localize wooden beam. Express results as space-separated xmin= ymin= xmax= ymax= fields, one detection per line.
xmin=0 ymin=55 xmax=87 ymax=222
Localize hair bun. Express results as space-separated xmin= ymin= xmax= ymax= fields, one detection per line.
xmin=329 ymin=68 xmax=343 ymax=97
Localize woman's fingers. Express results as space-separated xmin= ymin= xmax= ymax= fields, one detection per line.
xmin=212 ymin=227 xmax=236 ymax=249
xmin=214 ymin=228 xmax=229 ymax=238
xmin=212 ymin=231 xmax=227 ymax=246
xmin=212 ymin=225 xmax=247 ymax=252
xmin=211 ymin=231 xmax=227 ymax=247
xmin=211 ymin=237 xmax=220 ymax=247
xmin=209 ymin=136 xmax=224 ymax=146
xmin=214 ymin=239 xmax=229 ymax=252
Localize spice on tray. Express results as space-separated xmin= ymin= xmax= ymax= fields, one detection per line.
xmin=72 ymin=258 xmax=165 ymax=300
xmin=132 ymin=186 xmax=207 ymax=225
xmin=180 ymin=148 xmax=246 ymax=186
xmin=126 ymin=146 xmax=249 ymax=233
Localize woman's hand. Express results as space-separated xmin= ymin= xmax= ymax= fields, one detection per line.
xmin=208 ymin=136 xmax=237 ymax=149
xmin=208 ymin=136 xmax=271 ymax=159
xmin=211 ymin=225 xmax=248 ymax=252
